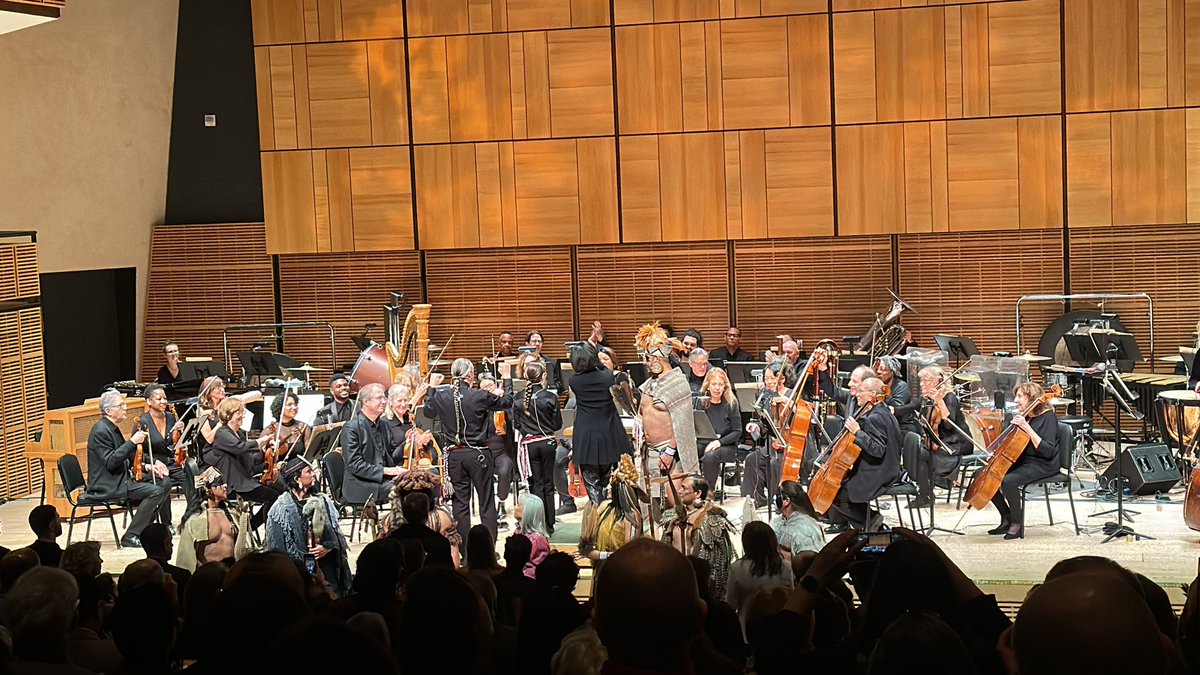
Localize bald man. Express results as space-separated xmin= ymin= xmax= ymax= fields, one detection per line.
xmin=593 ymin=538 xmax=707 ymax=672
xmin=1000 ymin=573 xmax=1176 ymax=675
xmin=825 ymin=377 xmax=901 ymax=533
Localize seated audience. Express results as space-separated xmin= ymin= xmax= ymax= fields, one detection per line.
xmin=26 ymin=505 xmax=63 ymax=567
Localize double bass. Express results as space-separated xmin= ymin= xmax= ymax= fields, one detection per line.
xmin=774 ymin=350 xmax=829 ymax=484
xmin=807 ymin=393 xmax=884 ymax=514
xmin=963 ymin=385 xmax=1060 ymax=510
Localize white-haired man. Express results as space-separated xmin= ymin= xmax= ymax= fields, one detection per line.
xmin=87 ymin=390 xmax=168 ymax=548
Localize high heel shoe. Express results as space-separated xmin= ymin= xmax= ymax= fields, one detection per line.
xmin=987 ymin=520 xmax=1012 ymax=535
xmin=1003 ymin=525 xmax=1024 ymax=540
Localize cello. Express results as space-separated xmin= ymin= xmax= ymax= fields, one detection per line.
xmin=776 ymin=351 xmax=831 ymax=484
xmin=806 ymin=392 xmax=884 ymax=514
xmin=963 ymin=385 xmax=1060 ymax=510
xmin=1185 ymin=465 xmax=1200 ymax=532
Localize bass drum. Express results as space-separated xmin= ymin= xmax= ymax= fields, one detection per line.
xmin=349 ymin=342 xmax=391 ymax=392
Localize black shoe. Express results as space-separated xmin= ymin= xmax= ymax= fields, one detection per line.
xmin=498 ymin=503 xmax=508 ymax=518
xmin=120 ymin=534 xmax=141 ymax=548
xmin=556 ymin=502 xmax=577 ymax=516
xmin=498 ymin=521 xmax=510 ymax=532
xmin=987 ymin=521 xmax=1012 ymax=536
xmin=911 ymin=495 xmax=933 ymax=510
xmin=1003 ymin=526 xmax=1024 ymax=540
xmin=825 ymin=523 xmax=851 ymax=534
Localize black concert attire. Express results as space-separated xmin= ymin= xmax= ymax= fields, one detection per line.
xmin=567 ymin=367 xmax=632 ymax=505
xmin=155 ymin=365 xmax=180 ymax=385
xmin=698 ymin=398 xmax=743 ymax=489
xmin=209 ymin=425 xmax=283 ymax=529
xmin=990 ymin=410 xmax=1060 ymax=526
xmin=273 ymin=418 xmax=309 ymax=462
xmin=86 ymin=418 xmax=168 ymax=541
xmin=382 ymin=413 xmax=416 ymax=466
xmin=818 ymin=370 xmax=858 ymax=419
xmin=909 ymin=392 xmax=972 ymax=500
xmin=710 ymin=347 xmax=754 ymax=363
xmin=513 ymin=383 xmax=564 ymax=520
xmin=533 ymin=355 xmax=563 ymax=393
xmin=486 ymin=412 xmax=517 ymax=504
xmin=685 ymin=366 xmax=707 ymax=394
xmin=743 ymin=387 xmax=786 ymax=509
xmin=827 ymin=402 xmax=902 ymax=530
xmin=425 ymin=381 xmax=513 ymax=542
xmin=316 ymin=399 xmax=355 ymax=426
xmin=137 ymin=411 xmax=196 ymax=516
xmin=342 ymin=411 xmax=396 ymax=504
xmin=884 ymin=377 xmax=921 ymax=436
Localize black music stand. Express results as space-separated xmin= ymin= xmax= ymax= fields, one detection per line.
xmin=237 ymin=351 xmax=287 ymax=384
xmin=934 ymin=335 xmax=980 ymax=368
xmin=624 ymin=362 xmax=649 ymax=388
xmin=693 ymin=409 xmax=717 ymax=441
xmin=305 ymin=424 xmax=345 ymax=461
xmin=725 ymin=361 xmax=767 ymax=386
xmin=914 ymin=409 xmax=966 ymax=536
xmin=1092 ymin=347 xmax=1152 ymax=543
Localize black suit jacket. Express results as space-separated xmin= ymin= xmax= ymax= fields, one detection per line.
xmin=388 ymin=522 xmax=453 ymax=567
xmin=86 ymin=418 xmax=137 ymax=500
xmin=342 ymin=412 xmax=393 ymax=504
xmin=844 ymin=403 xmax=902 ymax=503
xmin=209 ymin=426 xmax=262 ymax=494
xmin=567 ymin=369 xmax=632 ymax=466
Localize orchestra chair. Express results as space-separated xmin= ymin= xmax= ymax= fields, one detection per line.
xmin=58 ymin=454 xmax=129 ymax=548
xmin=873 ymin=432 xmax=923 ymax=530
xmin=1015 ymin=422 xmax=1080 ymax=538
xmin=321 ymin=450 xmax=367 ymax=542
xmin=715 ymin=443 xmax=750 ymax=504
xmin=950 ymin=451 xmax=990 ymax=509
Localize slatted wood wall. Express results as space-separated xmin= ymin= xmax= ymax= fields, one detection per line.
xmin=140 ymin=224 xmax=276 ymax=382
xmin=0 ymin=239 xmax=45 ymax=497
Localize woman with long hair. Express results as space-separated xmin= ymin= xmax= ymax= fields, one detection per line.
xmin=512 ymin=360 xmax=563 ymax=533
xmin=568 ymin=342 xmax=633 ymax=505
xmin=698 ymin=367 xmax=743 ymax=494
xmin=514 ymin=493 xmax=550 ymax=579
xmin=726 ymin=521 xmax=793 ymax=631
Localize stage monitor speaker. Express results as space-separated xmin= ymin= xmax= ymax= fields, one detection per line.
xmin=1100 ymin=443 xmax=1180 ymax=496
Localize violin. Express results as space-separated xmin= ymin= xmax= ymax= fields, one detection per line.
xmin=807 ymin=393 xmax=885 ymax=514
xmin=259 ymin=421 xmax=286 ymax=485
xmin=131 ymin=420 xmax=147 ymax=482
xmin=963 ymin=386 xmax=1061 ymax=510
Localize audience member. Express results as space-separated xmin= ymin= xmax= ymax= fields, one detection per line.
xmin=514 ymin=494 xmax=551 ymax=579
xmin=726 ymin=521 xmax=794 ymax=632
xmin=59 ymin=540 xmax=102 ymax=578
xmin=110 ymin=583 xmax=177 ymax=674
xmin=387 ymin=493 xmax=453 ymax=567
xmin=140 ymin=522 xmax=190 ymax=608
xmin=2 ymin=566 xmax=91 ymax=673
xmin=494 ymin=535 xmax=536 ymax=627
xmin=27 ymin=504 xmax=63 ymax=567
xmin=519 ymin=552 xmax=587 ymax=675
xmin=65 ymin=572 xmax=122 ymax=674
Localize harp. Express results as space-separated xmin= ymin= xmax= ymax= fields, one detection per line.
xmin=385 ymin=294 xmax=431 ymax=383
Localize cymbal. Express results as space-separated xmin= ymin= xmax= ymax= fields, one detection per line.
xmin=1159 ymin=355 xmax=1185 ymax=363
xmin=288 ymin=363 xmax=328 ymax=372
xmin=954 ymin=372 xmax=981 ymax=382
xmin=1015 ymin=353 xmax=1051 ymax=362
xmin=427 ymin=344 xmax=441 ymax=352
xmin=428 ymin=359 xmax=451 ymax=367
xmin=1049 ymin=397 xmax=1076 ymax=406
xmin=1089 ymin=328 xmax=1133 ymax=337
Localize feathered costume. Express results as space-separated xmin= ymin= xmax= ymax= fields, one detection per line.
xmin=635 ymin=322 xmax=698 ymax=473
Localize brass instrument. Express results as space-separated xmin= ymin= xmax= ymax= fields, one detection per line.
xmin=384 ymin=294 xmax=431 ymax=383
xmin=855 ymin=290 xmax=915 ymax=359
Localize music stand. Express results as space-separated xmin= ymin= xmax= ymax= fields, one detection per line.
xmin=1091 ymin=346 xmax=1152 ymax=543
xmin=693 ymin=409 xmax=717 ymax=441
xmin=305 ymin=423 xmax=345 ymax=461
xmin=934 ymin=335 xmax=980 ymax=368
xmin=237 ymin=351 xmax=286 ymax=383
xmin=725 ymin=361 xmax=767 ymax=386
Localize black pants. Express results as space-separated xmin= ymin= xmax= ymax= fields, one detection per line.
xmin=827 ymin=490 xmax=875 ymax=530
xmin=526 ymin=439 xmax=558 ymax=529
xmin=554 ymin=442 xmax=572 ymax=507
xmin=125 ymin=480 xmax=168 ymax=538
xmin=990 ymin=463 xmax=1058 ymax=525
xmin=448 ymin=447 xmax=498 ymax=543
xmin=492 ymin=446 xmax=516 ymax=502
xmin=237 ymin=483 xmax=284 ymax=530
xmin=906 ymin=443 xmax=962 ymax=499
xmin=743 ymin=446 xmax=782 ymax=507
xmin=580 ymin=463 xmax=612 ymax=505
xmin=700 ymin=443 xmax=737 ymax=490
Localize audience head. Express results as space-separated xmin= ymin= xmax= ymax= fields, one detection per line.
xmin=401 ymin=492 xmax=432 ymax=526
xmin=183 ymin=561 xmax=228 ymax=621
xmin=119 ymin=558 xmax=166 ymax=596
xmin=396 ymin=540 xmax=425 ymax=586
xmin=593 ymin=538 xmax=705 ymax=670
xmin=861 ymin=539 xmax=956 ymax=644
xmin=260 ymin=616 xmax=399 ymax=674
xmin=0 ymin=548 xmax=39 ymax=592
xmin=466 ymin=524 xmax=499 ymax=572
xmin=779 ymin=480 xmax=819 ymax=519
xmin=402 ymin=567 xmax=491 ymax=673
xmin=3 ymin=567 xmax=78 ymax=661
xmin=536 ymin=551 xmax=581 ymax=591
xmin=741 ymin=521 xmax=784 ymax=579
xmin=141 ymin=521 xmax=173 ymax=558
xmin=111 ymin=583 xmax=177 ymax=667
xmin=687 ymin=555 xmax=715 ymax=600
xmin=1003 ymin=572 xmax=1172 ymax=675
xmin=28 ymin=504 xmax=61 ymax=540
xmin=215 ymin=553 xmax=309 ymax=651
xmin=59 ymin=540 xmax=102 ymax=578
xmin=351 ymin=538 xmax=405 ymax=602
xmin=868 ymin=612 xmax=978 ymax=675
xmin=744 ymin=586 xmax=790 ymax=647
xmin=503 ymin=534 xmax=533 ymax=572
xmin=517 ymin=493 xmax=550 ymax=537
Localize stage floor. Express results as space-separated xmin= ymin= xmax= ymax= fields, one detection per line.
xmin=5 ymin=465 xmax=1195 ymax=603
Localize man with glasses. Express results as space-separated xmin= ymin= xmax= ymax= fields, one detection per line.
xmin=342 ymin=383 xmax=406 ymax=504
xmin=87 ymin=390 xmax=169 ymax=548
xmin=710 ymin=328 xmax=753 ymax=363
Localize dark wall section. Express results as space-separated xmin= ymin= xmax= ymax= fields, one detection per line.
xmin=164 ymin=0 xmax=263 ymax=225
xmin=41 ymin=268 xmax=136 ymax=408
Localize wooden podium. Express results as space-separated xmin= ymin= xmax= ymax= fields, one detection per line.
xmin=26 ymin=397 xmax=147 ymax=513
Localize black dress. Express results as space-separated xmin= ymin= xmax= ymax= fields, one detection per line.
xmin=568 ymin=368 xmax=632 ymax=466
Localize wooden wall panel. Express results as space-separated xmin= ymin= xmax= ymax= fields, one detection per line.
xmin=407 ymin=0 xmax=610 ymax=36
xmin=621 ymin=130 xmax=832 ymax=242
xmin=733 ymin=237 xmax=894 ymax=355
xmin=836 ymin=124 xmax=907 ymax=235
xmin=1188 ymin=108 xmax=1200 ymax=222
xmin=140 ymin=224 xmax=276 ymax=382
xmin=897 ymin=229 xmax=1064 ymax=355
xmin=416 ymin=138 xmax=618 ymax=249
xmin=252 ymin=0 xmax=407 ymax=45
xmin=987 ymin=0 xmax=1061 ymax=115
xmin=1067 ymin=110 xmax=1189 ymax=228
xmin=348 ymin=147 xmax=416 ymax=250
xmin=1069 ymin=224 xmax=1200 ymax=360
xmin=0 ymin=241 xmax=45 ymax=498
xmin=576 ymin=242 xmax=731 ymax=354
xmin=424 ymin=248 xmax=575 ymax=363
xmin=614 ymin=0 xmax=826 ymax=23
xmin=278 ymin=251 xmax=423 ymax=371
xmin=409 ymin=29 xmax=612 ymax=143
xmin=1065 ymin=0 xmax=1199 ymax=112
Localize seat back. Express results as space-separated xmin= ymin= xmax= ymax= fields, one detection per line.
xmin=57 ymin=454 xmax=86 ymax=504
xmin=824 ymin=415 xmax=844 ymax=441
xmin=323 ymin=449 xmax=346 ymax=502
xmin=1057 ymin=422 xmax=1074 ymax=471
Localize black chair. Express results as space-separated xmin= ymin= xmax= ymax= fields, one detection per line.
xmin=1016 ymin=421 xmax=1080 ymax=537
xmin=874 ymin=432 xmax=923 ymax=530
xmin=322 ymin=450 xmax=367 ymax=541
xmin=58 ymin=454 xmax=128 ymax=548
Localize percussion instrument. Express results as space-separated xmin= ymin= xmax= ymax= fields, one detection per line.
xmin=964 ymin=407 xmax=1005 ymax=450
xmin=349 ymin=342 xmax=391 ymax=392
xmin=1157 ymin=390 xmax=1200 ymax=461
xmin=1015 ymin=352 xmax=1051 ymax=362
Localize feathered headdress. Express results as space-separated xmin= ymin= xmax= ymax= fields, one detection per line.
xmin=611 ymin=453 xmax=640 ymax=485
xmin=635 ymin=322 xmax=685 ymax=358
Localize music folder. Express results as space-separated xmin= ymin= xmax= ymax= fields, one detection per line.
xmin=693 ymin=409 xmax=717 ymax=441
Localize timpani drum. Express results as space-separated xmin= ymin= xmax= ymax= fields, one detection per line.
xmin=349 ymin=342 xmax=391 ymax=392
xmin=1157 ymin=390 xmax=1200 ymax=460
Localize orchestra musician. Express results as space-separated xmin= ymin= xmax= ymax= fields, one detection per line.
xmin=818 ymin=363 xmax=874 ymax=419
xmin=697 ymin=368 xmax=743 ymax=493
xmin=743 ymin=359 xmax=795 ymax=509
xmin=989 ymin=382 xmax=1060 ymax=540
xmin=156 ymin=342 xmax=181 ymax=385
xmin=513 ymin=361 xmax=565 ymax=527
xmin=709 ymin=326 xmax=753 ymax=363
xmin=342 ymin=383 xmax=406 ymax=504
xmin=684 ymin=348 xmax=710 ymax=394
xmin=266 ymin=391 xmax=309 ymax=462
xmin=681 ymin=329 xmax=704 ymax=351
xmin=315 ymin=373 xmax=355 ymax=425
xmin=195 ymin=376 xmax=262 ymax=465
xmin=86 ymin=390 xmax=169 ymax=548
xmin=383 ymin=383 xmax=432 ymax=466
xmin=137 ymin=384 xmax=195 ymax=518
xmin=208 ymin=397 xmax=283 ymax=529
xmin=488 ymin=331 xmax=517 ymax=362
xmin=425 ymin=358 xmax=513 ymax=542
xmin=911 ymin=366 xmax=972 ymax=509
xmin=478 ymin=373 xmax=516 ymax=528
xmin=824 ymin=377 xmax=901 ymax=534
xmin=875 ymin=356 xmax=920 ymax=436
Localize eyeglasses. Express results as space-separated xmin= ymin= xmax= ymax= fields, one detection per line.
xmin=726 ymin=333 xmax=741 ymax=338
